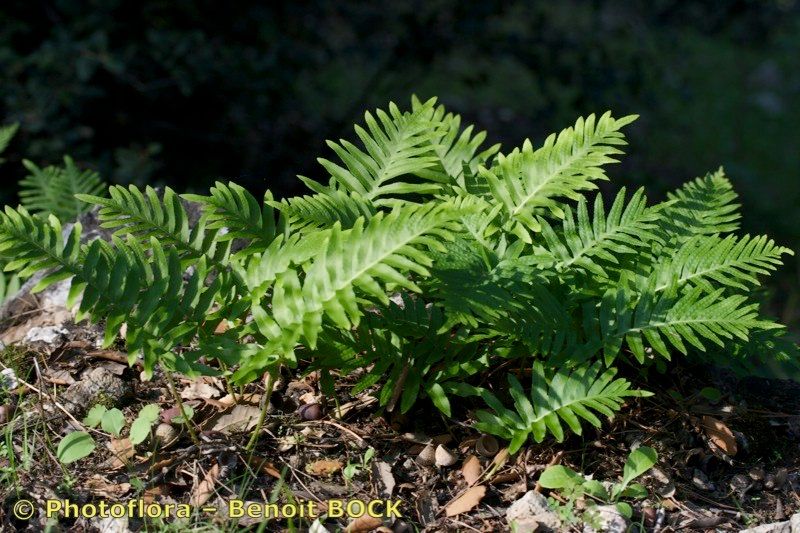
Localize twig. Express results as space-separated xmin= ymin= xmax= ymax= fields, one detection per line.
xmin=163 ymin=369 xmax=201 ymax=447
xmin=317 ymin=419 xmax=367 ymax=447
xmin=246 ymin=367 xmax=279 ymax=453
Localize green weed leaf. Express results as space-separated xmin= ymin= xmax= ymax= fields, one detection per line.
xmin=57 ymin=431 xmax=96 ymax=464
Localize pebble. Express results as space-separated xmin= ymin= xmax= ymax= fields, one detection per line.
xmin=506 ymin=490 xmax=561 ymax=532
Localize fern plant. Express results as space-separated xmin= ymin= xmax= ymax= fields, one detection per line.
xmin=20 ymin=156 xmax=105 ymax=221
xmin=0 ymin=97 xmax=795 ymax=451
xmin=0 ymin=123 xmax=106 ymax=305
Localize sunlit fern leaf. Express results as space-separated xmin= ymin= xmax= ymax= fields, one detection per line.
xmin=448 ymin=194 xmax=506 ymax=257
xmin=20 ymin=156 xmax=105 ymax=221
xmin=0 ymin=123 xmax=18 ymax=163
xmin=596 ymin=283 xmax=781 ymax=365
xmin=474 ymin=362 xmax=649 ymax=453
xmin=659 ymin=168 xmax=740 ymax=244
xmin=0 ymin=207 xmax=82 ymax=279
xmin=274 ymin=189 xmax=376 ymax=231
xmin=233 ymin=202 xmax=458 ymax=383
xmin=183 ymin=181 xmax=281 ymax=256
xmin=241 ymin=230 xmax=331 ymax=298
xmin=308 ymin=98 xmax=446 ymax=204
xmin=536 ymin=187 xmax=664 ymax=278
xmin=78 ymin=185 xmax=235 ymax=278
xmin=477 ymin=112 xmax=637 ymax=242
xmin=0 ymin=206 xmax=232 ymax=378
xmin=411 ymin=96 xmax=501 ymax=185
xmin=649 ymin=234 xmax=793 ymax=294
xmin=0 ymin=268 xmax=21 ymax=304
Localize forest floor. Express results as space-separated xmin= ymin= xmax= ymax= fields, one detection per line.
xmin=0 ymin=279 xmax=799 ymax=532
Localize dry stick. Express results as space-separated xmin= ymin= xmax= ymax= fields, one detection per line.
xmin=163 ymin=369 xmax=201 ymax=447
xmin=246 ymin=366 xmax=279 ymax=453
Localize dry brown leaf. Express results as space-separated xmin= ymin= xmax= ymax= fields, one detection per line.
xmin=445 ymin=485 xmax=486 ymax=517
xmin=210 ymin=392 xmax=262 ymax=409
xmin=212 ymin=405 xmax=261 ymax=433
xmin=702 ymin=415 xmax=737 ymax=456
xmin=190 ymin=463 xmax=220 ymax=507
xmin=306 ymin=459 xmax=342 ymax=477
xmin=248 ymin=457 xmax=282 ymax=479
xmin=85 ymin=475 xmax=131 ymax=498
xmin=345 ymin=514 xmax=383 ymax=532
xmin=181 ymin=380 xmax=221 ymax=400
xmin=461 ymin=455 xmax=482 ymax=486
xmin=143 ymin=485 xmax=165 ymax=504
xmin=106 ymin=437 xmax=135 ymax=469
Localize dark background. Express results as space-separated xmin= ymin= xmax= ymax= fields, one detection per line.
xmin=1 ymin=0 xmax=798 ymax=328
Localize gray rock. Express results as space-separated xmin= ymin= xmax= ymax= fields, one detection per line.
xmin=583 ymin=505 xmax=629 ymax=533
xmin=23 ymin=325 xmax=69 ymax=345
xmin=60 ymin=366 xmax=133 ymax=418
xmin=506 ymin=490 xmax=561 ymax=532
xmin=741 ymin=512 xmax=800 ymax=533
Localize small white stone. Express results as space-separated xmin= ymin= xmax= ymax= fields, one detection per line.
xmin=434 ymin=444 xmax=457 ymax=467
xmin=0 ymin=368 xmax=18 ymax=390
xmin=23 ymin=325 xmax=69 ymax=344
xmin=583 ymin=505 xmax=629 ymax=533
xmin=506 ymin=491 xmax=561 ymax=532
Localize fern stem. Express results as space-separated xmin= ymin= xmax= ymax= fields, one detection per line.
xmin=246 ymin=367 xmax=279 ymax=453
xmin=163 ymin=369 xmax=201 ymax=447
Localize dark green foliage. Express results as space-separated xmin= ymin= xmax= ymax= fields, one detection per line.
xmin=0 ymin=97 xmax=795 ymax=448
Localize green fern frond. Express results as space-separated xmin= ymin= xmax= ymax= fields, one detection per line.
xmin=241 ymin=230 xmax=331 ymax=297
xmin=274 ymin=189 xmax=376 ymax=231
xmin=234 ymin=202 xmax=457 ymax=383
xmin=308 ymin=98 xmax=446 ymax=203
xmin=475 ymin=362 xmax=649 ymax=452
xmin=427 ymin=237 xmax=516 ymax=328
xmin=183 ymin=181 xmax=281 ymax=255
xmin=650 ymin=234 xmax=793 ymax=293
xmin=0 ymin=205 xmax=231 ymax=377
xmin=478 ymin=112 xmax=637 ymax=241
xmin=448 ymin=194 xmax=505 ymax=257
xmin=78 ymin=185 xmax=235 ymax=275
xmin=0 ymin=206 xmax=83 ymax=280
xmin=20 ymin=156 xmax=105 ymax=221
xmin=659 ymin=168 xmax=741 ymax=243
xmin=536 ymin=187 xmax=664 ymax=277
xmin=0 ymin=122 xmax=18 ymax=162
xmin=597 ymin=284 xmax=780 ymax=364
xmin=0 ymin=268 xmax=21 ymax=304
xmin=693 ymin=328 xmax=800 ymax=381
xmin=411 ymin=96 xmax=501 ymax=184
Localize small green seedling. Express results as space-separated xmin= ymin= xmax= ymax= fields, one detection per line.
xmin=538 ymin=446 xmax=658 ymax=519
xmin=56 ymin=403 xmax=163 ymax=464
xmin=343 ymin=447 xmax=375 ymax=483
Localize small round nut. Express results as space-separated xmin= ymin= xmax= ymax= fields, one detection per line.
xmin=417 ymin=443 xmax=436 ymax=466
xmin=434 ymin=444 xmax=457 ymax=467
xmin=297 ymin=403 xmax=323 ymax=421
xmin=154 ymin=423 xmax=178 ymax=446
xmin=475 ymin=435 xmax=499 ymax=457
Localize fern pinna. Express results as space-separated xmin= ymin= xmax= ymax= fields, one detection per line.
xmin=0 ymin=96 xmax=795 ymax=450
